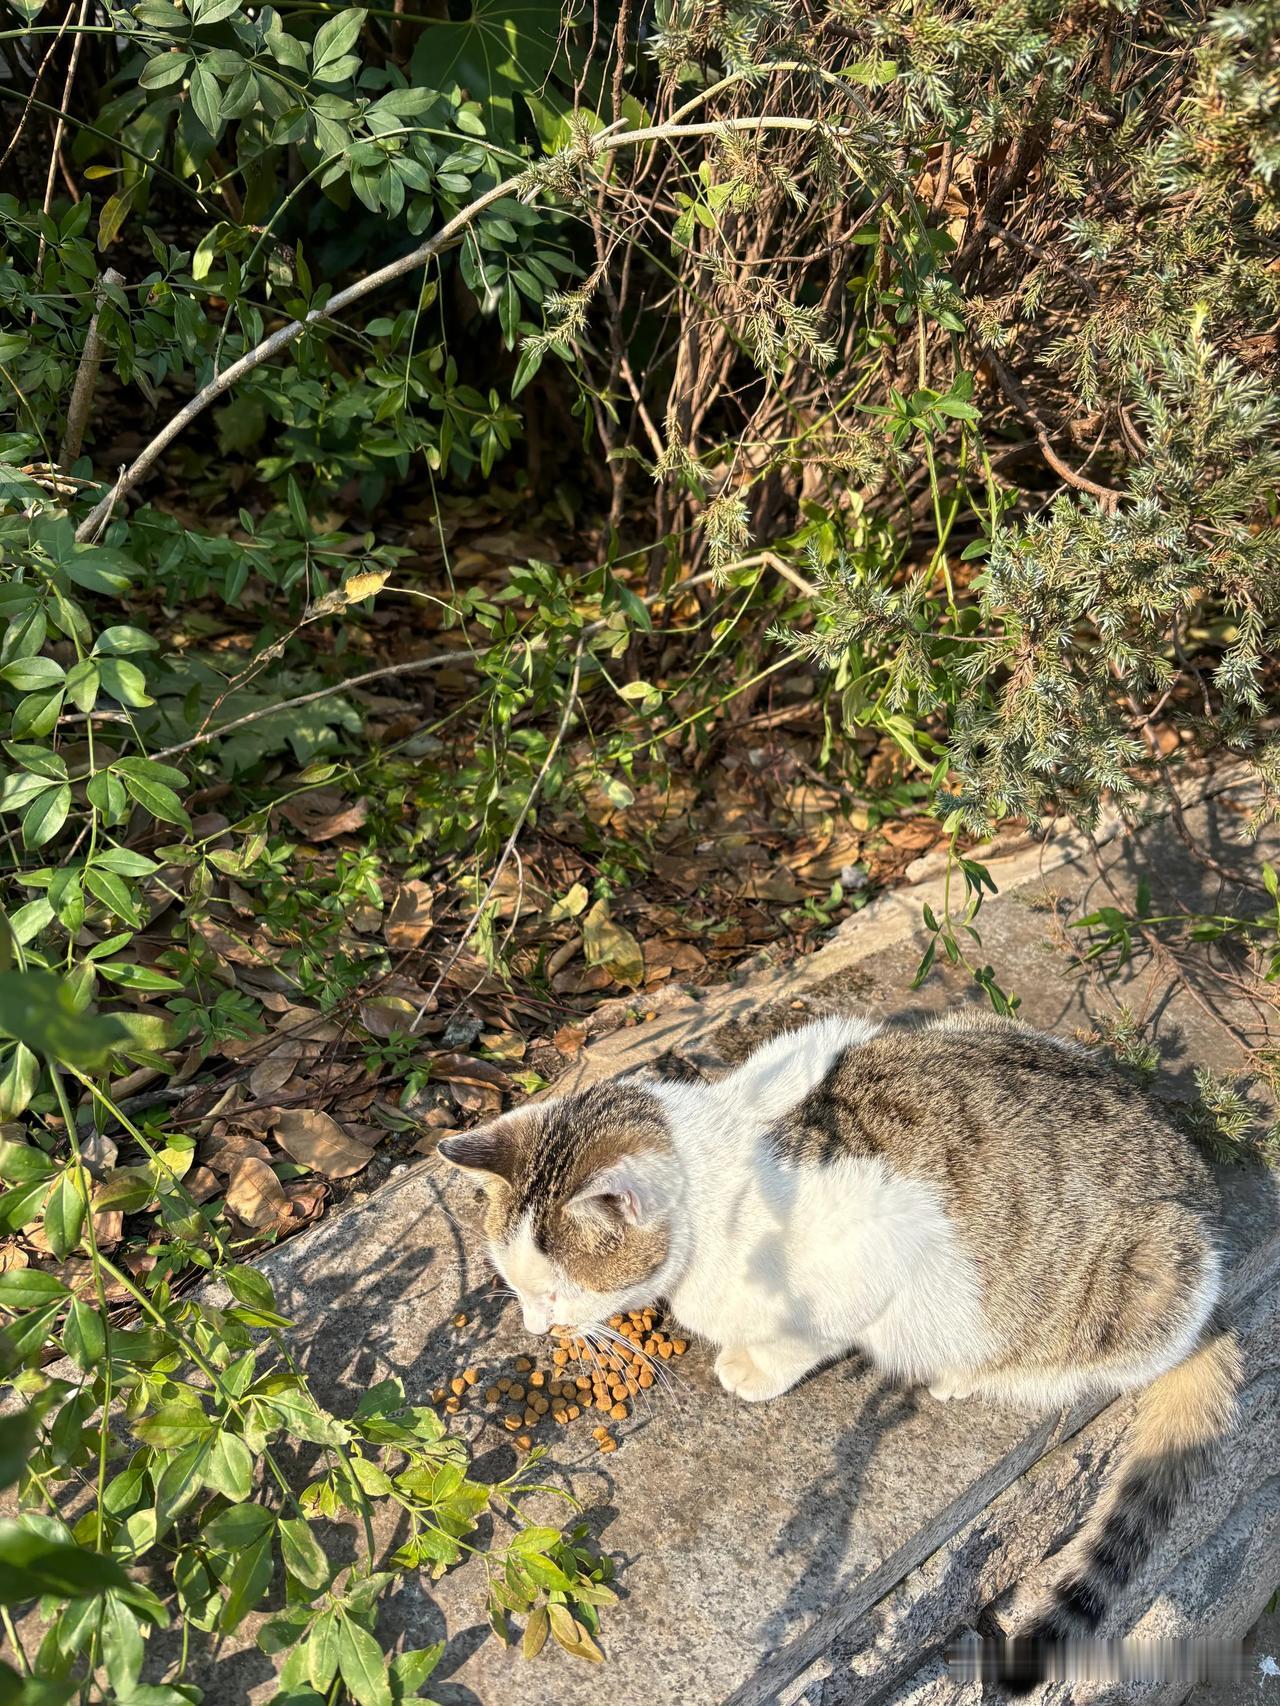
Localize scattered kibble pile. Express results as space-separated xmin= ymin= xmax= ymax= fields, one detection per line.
xmin=434 ymin=1308 xmax=688 ymax=1454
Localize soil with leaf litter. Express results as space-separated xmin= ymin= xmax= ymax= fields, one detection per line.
xmin=2 ymin=501 xmax=954 ymax=1308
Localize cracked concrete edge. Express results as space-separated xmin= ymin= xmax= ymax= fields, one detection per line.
xmin=773 ymin=1233 xmax=1280 ymax=1706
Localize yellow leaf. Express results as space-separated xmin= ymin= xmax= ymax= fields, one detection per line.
xmin=582 ymin=900 xmax=644 ymax=988
xmin=521 ymin=1605 xmax=548 ymax=1660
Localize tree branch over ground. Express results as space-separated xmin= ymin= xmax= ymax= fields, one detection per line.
xmin=75 ymin=114 xmax=868 ymax=541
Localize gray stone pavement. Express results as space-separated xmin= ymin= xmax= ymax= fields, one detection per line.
xmin=196 ymin=774 xmax=1280 ymax=1705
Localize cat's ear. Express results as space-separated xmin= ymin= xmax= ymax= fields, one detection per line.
xmin=436 ymin=1123 xmax=515 ymax=1184
xmin=566 ymin=1157 xmax=661 ymax=1229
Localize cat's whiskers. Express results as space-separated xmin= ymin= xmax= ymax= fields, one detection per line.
xmin=589 ymin=1319 xmax=685 ymax=1418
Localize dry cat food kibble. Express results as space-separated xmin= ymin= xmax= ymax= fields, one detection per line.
xmin=431 ymin=1310 xmax=688 ymax=1452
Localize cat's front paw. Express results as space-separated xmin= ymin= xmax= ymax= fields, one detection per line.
xmin=927 ymin=1373 xmax=976 ymax=1403
xmin=715 ymin=1345 xmax=796 ymax=1402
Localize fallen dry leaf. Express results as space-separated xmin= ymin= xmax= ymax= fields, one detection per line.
xmin=582 ymin=900 xmax=644 ymax=987
xmin=552 ymin=1024 xmax=587 ymax=1057
xmin=79 ymin=1130 xmax=119 ymax=1179
xmin=384 ymin=880 xmax=435 ymax=950
xmin=551 ymin=964 xmax=612 ymax=996
xmin=272 ymin=1109 xmax=376 ymax=1179
xmin=193 ymin=918 xmax=264 ymax=968
xmin=185 ymin=1165 xmax=221 ymax=1203
xmin=278 ymin=790 xmax=370 ymax=842
xmin=203 ymin=1133 xmax=272 ymax=1175
xmin=91 ymin=1211 xmax=123 ymax=1247
xmin=225 ymin=1156 xmax=290 ymax=1229
xmin=450 ymin=1081 xmax=502 ymax=1116
xmin=249 ymin=1051 xmax=298 ymax=1100
xmin=274 ymin=1005 xmax=344 ymax=1045
xmin=429 ymin=1053 xmax=510 ymax=1089
xmin=360 ymin=996 xmax=418 ymax=1038
xmin=414 ymin=1129 xmax=457 ymax=1155
xmin=479 ymin=1029 xmax=526 ymax=1062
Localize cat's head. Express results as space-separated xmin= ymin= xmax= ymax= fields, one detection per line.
xmin=436 ymin=1080 xmax=684 ymax=1335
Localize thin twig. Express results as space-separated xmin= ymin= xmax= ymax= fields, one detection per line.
xmin=984 ymin=350 xmax=1120 ymax=510
xmin=0 ymin=0 xmax=75 ymax=174
xmin=33 ymin=0 xmax=88 ymax=284
xmin=143 ymin=557 xmax=794 ymax=765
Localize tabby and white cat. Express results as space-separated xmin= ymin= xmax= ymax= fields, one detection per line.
xmin=438 ymin=1011 xmax=1238 ymax=1694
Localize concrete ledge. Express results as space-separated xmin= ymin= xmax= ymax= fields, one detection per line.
xmin=197 ymin=779 xmax=1280 ymax=1704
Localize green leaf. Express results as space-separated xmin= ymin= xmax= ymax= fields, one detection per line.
xmin=410 ymin=0 xmax=561 ymax=139
xmin=258 ymin=1389 xmax=347 ymax=1446
xmin=22 ymin=783 xmax=71 ymax=849
xmin=93 ymin=625 xmax=159 ymax=658
xmin=96 ymin=657 xmax=154 ymax=709
xmin=61 ymin=1298 xmax=105 ymax=1372
xmin=305 ymin=1612 xmax=340 ymax=1691
xmin=93 ymin=847 xmax=159 ymax=878
xmin=219 ymin=1531 xmax=273 ymax=1631
xmin=0 ymin=1176 xmax=51 ymax=1235
xmin=223 ymin=1264 xmax=279 ymax=1313
xmin=279 ymin=1517 xmax=330 ymax=1590
xmin=0 ymin=770 xmax=60 ymax=814
xmin=95 ymin=962 xmax=184 ymax=993
xmin=0 ymin=1137 xmax=57 ymax=1185
xmin=9 ymin=896 xmax=54 ymax=945
xmin=83 ymin=866 xmax=142 ymax=926
xmin=97 ymin=187 xmax=136 ymax=251
xmin=521 ymin=1604 xmax=548 ymax=1660
xmin=0 ymin=1267 xmax=67 ymax=1307
xmin=0 ymin=1042 xmax=39 ymax=1119
xmin=42 ymin=1169 xmax=86 ymax=1261
xmin=312 ymin=7 xmax=366 ymax=74
xmin=85 ymin=769 xmax=128 ymax=822
xmin=64 ymin=659 xmax=100 ymax=714
xmin=115 ymin=756 xmax=188 ymax=788
xmin=0 ymin=970 xmax=130 ymax=1068
xmin=202 ymin=1500 xmax=274 ymax=1552
xmin=188 ymin=60 xmax=222 ymax=134
xmin=6 ymin=1299 xmax=60 ymax=1361
xmin=201 ymin=1431 xmax=254 ymax=1500
xmin=120 ymin=772 xmax=190 ymax=830
xmin=0 ymin=656 xmax=64 ymax=692
xmin=390 ymin=1643 xmax=444 ymax=1699
xmin=0 ymin=1520 xmax=133 ymax=1604
xmin=0 ymin=1410 xmax=37 ymax=1492
xmin=101 ymin=1593 xmax=145 ymax=1692
xmin=138 ymin=48 xmax=191 ymax=89
xmin=133 ymin=1403 xmax=215 ymax=1449
xmin=336 ymin=1613 xmax=391 ymax=1706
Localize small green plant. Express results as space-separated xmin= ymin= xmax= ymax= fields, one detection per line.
xmin=0 ymin=966 xmax=614 ymax=1703
xmin=912 ymin=850 xmax=1021 ymax=1015
xmin=1073 ymin=866 xmax=1280 ymax=983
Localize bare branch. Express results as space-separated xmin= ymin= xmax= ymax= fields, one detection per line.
xmin=59 ymin=268 xmax=123 ymax=471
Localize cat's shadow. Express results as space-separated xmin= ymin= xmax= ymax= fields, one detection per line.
xmin=756 ymin=1369 xmax=920 ymax=1653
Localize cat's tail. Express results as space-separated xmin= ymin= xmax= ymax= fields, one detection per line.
xmin=997 ymin=1311 xmax=1240 ymax=1696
